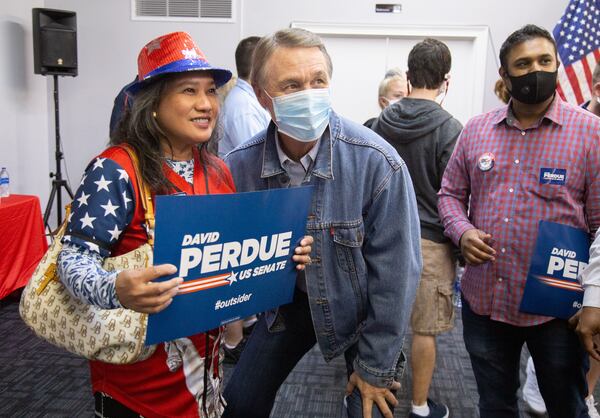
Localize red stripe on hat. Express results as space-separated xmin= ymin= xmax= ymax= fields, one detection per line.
xmin=137 ymin=32 xmax=207 ymax=80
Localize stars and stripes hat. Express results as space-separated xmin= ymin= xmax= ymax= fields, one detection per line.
xmin=126 ymin=31 xmax=232 ymax=94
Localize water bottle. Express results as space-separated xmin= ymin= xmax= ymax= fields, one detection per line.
xmin=0 ymin=167 xmax=9 ymax=198
xmin=453 ymin=265 xmax=464 ymax=308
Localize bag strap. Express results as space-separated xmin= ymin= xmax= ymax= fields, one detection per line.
xmin=203 ymin=163 xmax=210 ymax=195
xmin=36 ymin=204 xmax=72 ymax=294
xmin=121 ymin=145 xmax=155 ymax=246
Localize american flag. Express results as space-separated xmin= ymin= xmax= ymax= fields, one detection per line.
xmin=553 ymin=0 xmax=600 ymax=105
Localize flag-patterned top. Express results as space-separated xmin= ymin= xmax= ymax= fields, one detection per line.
xmin=58 ymin=151 xmax=228 ymax=418
xmin=59 ymin=157 xmax=195 ymax=309
xmin=554 ymin=0 xmax=600 ymax=104
xmin=63 ymin=157 xmax=135 ymax=257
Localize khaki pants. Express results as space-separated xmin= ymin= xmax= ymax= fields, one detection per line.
xmin=410 ymin=239 xmax=456 ymax=335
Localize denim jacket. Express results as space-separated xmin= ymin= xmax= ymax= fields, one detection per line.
xmin=225 ymin=111 xmax=422 ymax=388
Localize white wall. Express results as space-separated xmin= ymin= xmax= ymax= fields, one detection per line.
xmin=242 ymin=0 xmax=567 ymax=111
xmin=7 ymin=0 xmax=569 ymax=222
xmin=293 ymin=23 xmax=490 ymax=126
xmin=42 ymin=0 xmax=241 ymax=227
xmin=0 ymin=1 xmax=50 ymax=209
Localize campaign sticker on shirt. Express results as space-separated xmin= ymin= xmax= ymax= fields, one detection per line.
xmin=539 ymin=168 xmax=567 ymax=185
xmin=477 ymin=152 xmax=495 ymax=172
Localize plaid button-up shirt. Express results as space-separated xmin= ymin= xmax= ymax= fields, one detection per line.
xmin=438 ymin=96 xmax=600 ymax=326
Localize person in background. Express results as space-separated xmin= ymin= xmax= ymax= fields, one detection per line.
xmin=222 ymin=27 xmax=422 ymax=418
xmin=364 ymin=68 xmax=407 ymax=129
xmin=495 ymin=69 xmax=600 ymax=417
xmin=494 ymin=75 xmax=549 ymax=418
xmin=492 ymin=76 xmax=553 ymax=417
xmin=218 ymin=36 xmax=270 ymax=157
xmin=372 ymin=38 xmax=461 ymax=418
xmin=218 ymin=36 xmax=270 ymax=363
xmin=567 ymin=60 xmax=600 ymax=418
xmin=576 ymin=210 xmax=600 ymax=418
xmin=494 ymin=78 xmax=510 ymax=104
xmin=108 ymin=77 xmax=137 ymax=137
xmin=581 ymin=62 xmax=600 ymax=117
xmin=217 ymin=75 xmax=237 ymax=101
xmin=438 ymin=24 xmax=600 ymax=417
xmin=57 ymin=31 xmax=312 ymax=418
xmin=523 ymin=61 xmax=600 ymax=418
xmin=576 ymin=226 xmax=600 ymax=418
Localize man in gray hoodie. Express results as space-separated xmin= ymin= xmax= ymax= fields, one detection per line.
xmin=372 ymin=38 xmax=462 ymax=418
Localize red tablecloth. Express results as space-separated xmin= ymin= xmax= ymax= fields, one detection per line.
xmin=0 ymin=195 xmax=48 ymax=299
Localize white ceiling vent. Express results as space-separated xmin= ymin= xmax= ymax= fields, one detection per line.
xmin=132 ymin=0 xmax=234 ymax=22
xmin=200 ymin=0 xmax=232 ymax=18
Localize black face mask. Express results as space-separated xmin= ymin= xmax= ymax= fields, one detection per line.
xmin=506 ymin=70 xmax=558 ymax=104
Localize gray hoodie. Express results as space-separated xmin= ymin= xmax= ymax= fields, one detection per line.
xmin=372 ymin=98 xmax=462 ymax=242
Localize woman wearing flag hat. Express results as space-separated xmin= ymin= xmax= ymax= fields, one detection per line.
xmin=56 ymin=32 xmax=312 ymax=418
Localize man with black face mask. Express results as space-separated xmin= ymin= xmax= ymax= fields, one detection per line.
xmin=439 ymin=24 xmax=600 ymax=417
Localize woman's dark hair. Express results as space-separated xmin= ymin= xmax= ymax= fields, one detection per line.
xmin=494 ymin=78 xmax=510 ymax=104
xmin=110 ymin=74 xmax=224 ymax=194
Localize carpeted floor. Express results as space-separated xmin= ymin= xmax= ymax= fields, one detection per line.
xmin=0 ymin=291 xmax=569 ymax=417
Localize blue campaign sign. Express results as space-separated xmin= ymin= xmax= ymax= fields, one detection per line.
xmin=519 ymin=220 xmax=589 ymax=319
xmin=146 ymin=186 xmax=313 ymax=345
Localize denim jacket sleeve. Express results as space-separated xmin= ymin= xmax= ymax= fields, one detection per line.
xmin=353 ymin=161 xmax=422 ymax=388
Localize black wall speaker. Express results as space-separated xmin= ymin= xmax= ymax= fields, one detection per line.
xmin=32 ymin=8 xmax=77 ymax=77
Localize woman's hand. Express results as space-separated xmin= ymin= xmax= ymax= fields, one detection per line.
xmin=115 ymin=264 xmax=182 ymax=313
xmin=293 ymin=235 xmax=314 ymax=271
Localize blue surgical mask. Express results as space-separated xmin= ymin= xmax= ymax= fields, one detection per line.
xmin=267 ymin=88 xmax=331 ymax=142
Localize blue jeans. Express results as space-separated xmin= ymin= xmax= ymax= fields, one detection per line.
xmin=461 ymin=297 xmax=589 ymax=418
xmin=222 ymin=290 xmax=394 ymax=418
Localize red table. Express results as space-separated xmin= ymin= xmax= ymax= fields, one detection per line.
xmin=0 ymin=195 xmax=48 ymax=299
